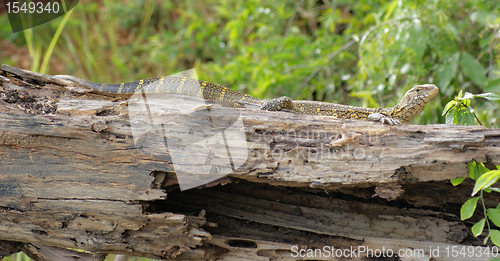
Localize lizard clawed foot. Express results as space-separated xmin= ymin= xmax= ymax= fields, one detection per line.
xmin=260 ymin=96 xmax=294 ymax=111
xmin=367 ymin=113 xmax=401 ymax=125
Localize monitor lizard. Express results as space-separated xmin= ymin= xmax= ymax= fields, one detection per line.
xmin=53 ymin=75 xmax=439 ymax=125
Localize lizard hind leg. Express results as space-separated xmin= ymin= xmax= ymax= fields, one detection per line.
xmin=260 ymin=96 xmax=294 ymax=111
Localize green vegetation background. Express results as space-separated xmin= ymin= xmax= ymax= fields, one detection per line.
xmin=0 ymin=0 xmax=499 ymax=260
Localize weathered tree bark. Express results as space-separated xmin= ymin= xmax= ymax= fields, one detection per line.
xmin=1 ymin=64 xmax=500 ymax=260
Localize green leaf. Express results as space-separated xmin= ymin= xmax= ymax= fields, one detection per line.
xmin=484 ymin=235 xmax=490 ymax=245
xmin=478 ymin=162 xmax=492 ymax=175
xmin=442 ymin=100 xmax=456 ymax=116
xmin=407 ymin=23 xmax=428 ymax=61
xmin=488 ymin=208 xmax=500 ymax=227
xmin=456 ymin=107 xmax=475 ymax=126
xmin=469 ymin=161 xmax=479 ymax=180
xmin=436 ymin=53 xmax=459 ymax=91
xmin=445 ymin=111 xmax=455 ymax=124
xmin=451 ymin=177 xmax=466 ymax=186
xmin=484 ymin=78 xmax=500 ymax=93
xmin=461 ymin=197 xmax=479 ymax=220
xmin=470 ymin=10 xmax=499 ymax=27
xmin=472 ymin=170 xmax=500 ymax=196
xmin=474 ymin=93 xmax=500 ymax=101
xmin=462 ymin=97 xmax=471 ymax=107
xmin=383 ymin=0 xmax=399 ymax=21
xmin=491 ymin=187 xmax=500 ymax=193
xmin=472 ymin=218 xmax=485 ymax=237
xmin=490 ymin=230 xmax=500 ymax=247
xmin=460 ymin=92 xmax=474 ymax=100
xmin=444 ymin=23 xmax=459 ymax=40
xmin=460 ymin=52 xmax=487 ymax=86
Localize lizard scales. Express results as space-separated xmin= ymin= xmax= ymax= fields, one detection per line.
xmin=58 ymin=75 xmax=439 ymax=125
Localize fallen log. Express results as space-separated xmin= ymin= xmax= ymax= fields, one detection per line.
xmin=1 ymin=64 xmax=500 ymax=260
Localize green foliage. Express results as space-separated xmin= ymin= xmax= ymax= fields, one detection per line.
xmin=1 ymin=253 xmax=32 ymax=261
xmin=491 ymin=230 xmax=500 ymax=248
xmin=442 ymin=90 xmax=500 ymax=126
xmin=472 ymin=170 xmax=500 ymax=196
xmin=472 ymin=218 xmax=485 ymax=237
xmin=488 ymin=209 xmax=500 ymax=227
xmin=461 ymin=196 xmax=479 ymax=220
xmin=450 ymin=176 xmax=466 ymax=186
xmin=456 ymin=160 xmax=500 ymax=248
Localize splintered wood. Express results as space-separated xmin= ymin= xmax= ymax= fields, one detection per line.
xmin=1 ymin=64 xmax=500 ymax=260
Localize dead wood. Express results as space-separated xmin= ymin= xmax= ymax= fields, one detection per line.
xmin=1 ymin=64 xmax=500 ymax=260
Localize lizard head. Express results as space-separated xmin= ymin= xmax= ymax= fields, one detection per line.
xmin=391 ymin=84 xmax=439 ymax=123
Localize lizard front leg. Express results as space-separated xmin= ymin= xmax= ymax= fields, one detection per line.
xmin=367 ymin=113 xmax=401 ymax=125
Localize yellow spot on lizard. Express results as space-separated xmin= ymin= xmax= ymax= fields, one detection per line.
xmin=117 ymin=83 xmax=124 ymax=93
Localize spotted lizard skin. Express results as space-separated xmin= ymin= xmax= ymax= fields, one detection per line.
xmin=56 ymin=75 xmax=438 ymax=124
